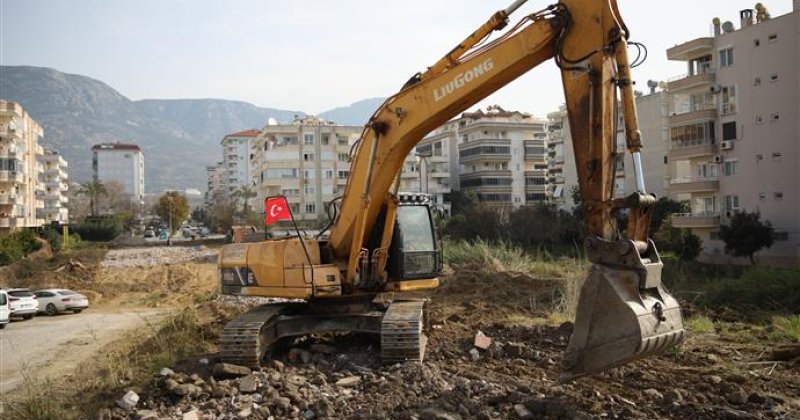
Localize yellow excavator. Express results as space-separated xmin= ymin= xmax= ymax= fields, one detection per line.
xmin=218 ymin=0 xmax=685 ymax=381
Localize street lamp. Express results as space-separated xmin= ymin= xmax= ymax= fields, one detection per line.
xmin=414 ymin=152 xmax=432 ymax=194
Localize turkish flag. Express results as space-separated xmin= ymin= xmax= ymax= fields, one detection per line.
xmin=264 ymin=196 xmax=292 ymax=225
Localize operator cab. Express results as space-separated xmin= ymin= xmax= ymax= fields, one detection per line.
xmin=387 ymin=193 xmax=442 ymax=280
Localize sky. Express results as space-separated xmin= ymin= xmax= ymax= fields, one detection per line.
xmin=0 ymin=0 xmax=795 ymax=117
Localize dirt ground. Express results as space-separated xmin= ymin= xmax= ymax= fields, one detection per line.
xmin=101 ymin=265 xmax=799 ymax=420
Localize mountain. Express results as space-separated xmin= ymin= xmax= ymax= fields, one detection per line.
xmin=319 ymin=97 xmax=385 ymax=126
xmin=0 ymin=66 xmax=303 ymax=192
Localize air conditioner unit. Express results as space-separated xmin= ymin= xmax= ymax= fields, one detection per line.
xmin=709 ymin=85 xmax=721 ymax=93
xmin=713 ymin=155 xmax=724 ymax=163
xmin=721 ymin=140 xmax=734 ymax=150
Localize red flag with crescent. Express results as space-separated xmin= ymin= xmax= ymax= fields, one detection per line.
xmin=264 ymin=196 xmax=292 ymax=225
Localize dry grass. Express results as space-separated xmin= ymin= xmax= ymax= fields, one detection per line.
xmin=686 ymin=315 xmax=715 ymax=334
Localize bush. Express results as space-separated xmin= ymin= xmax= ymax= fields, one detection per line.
xmin=74 ymin=217 xmax=123 ymax=242
xmin=40 ymin=227 xmax=63 ymax=252
xmin=0 ymin=229 xmax=42 ymax=266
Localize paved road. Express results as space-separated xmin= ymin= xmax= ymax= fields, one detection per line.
xmin=0 ymin=308 xmax=169 ymax=394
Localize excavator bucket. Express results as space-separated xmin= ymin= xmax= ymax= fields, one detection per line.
xmin=560 ymin=241 xmax=685 ymax=382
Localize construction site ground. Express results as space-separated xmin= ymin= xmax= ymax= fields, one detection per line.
xmin=2 ymin=245 xmax=799 ymax=419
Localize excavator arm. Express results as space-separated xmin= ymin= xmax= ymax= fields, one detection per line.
xmin=326 ymin=0 xmax=685 ymax=380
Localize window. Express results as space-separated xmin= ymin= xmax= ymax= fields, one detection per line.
xmin=303 ymin=153 xmax=314 ymax=161
xmin=759 ymin=192 xmax=766 ymax=200
xmin=719 ymin=48 xmax=734 ymax=67
xmin=321 ymin=134 xmax=330 ymax=145
xmin=773 ymin=232 xmax=789 ymax=241
xmin=338 ymin=153 xmax=349 ymax=162
xmin=336 ymin=135 xmax=349 ymax=146
xmin=724 ymin=195 xmax=740 ymax=211
xmin=772 ymin=152 xmax=782 ymax=161
xmin=303 ymin=134 xmax=314 ymax=145
xmin=754 ymin=38 xmax=760 ymax=47
xmin=770 ymin=74 xmax=779 ymax=82
xmin=670 ymin=121 xmax=714 ymax=147
xmin=771 ymin=113 xmax=780 ymax=121
xmin=774 ymin=192 xmax=783 ymax=200
xmin=337 ymin=170 xmax=349 ymax=178
xmin=721 ymin=85 xmax=737 ymax=114
xmin=754 ymin=77 xmax=761 ymax=86
xmin=722 ymin=122 xmax=737 ymax=141
xmin=304 ymin=185 xmax=315 ymax=195
xmin=756 ymin=115 xmax=763 ymax=124
xmin=663 ymin=156 xmax=668 ymax=165
xmin=305 ymin=203 xmax=316 ymax=214
xmin=723 ymin=160 xmax=738 ymax=176
xmin=324 ymin=169 xmax=333 ymax=179
xmin=768 ymin=33 xmax=778 ymax=43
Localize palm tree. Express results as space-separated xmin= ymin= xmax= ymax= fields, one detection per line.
xmin=231 ymin=185 xmax=257 ymax=216
xmin=79 ymin=180 xmax=107 ymax=216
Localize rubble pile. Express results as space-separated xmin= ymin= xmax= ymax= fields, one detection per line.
xmin=101 ymin=246 xmax=218 ymax=268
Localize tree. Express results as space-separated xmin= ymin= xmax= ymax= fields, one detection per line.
xmin=231 ymin=185 xmax=258 ymax=217
xmin=719 ymin=211 xmax=774 ymax=264
xmin=79 ymin=180 xmax=107 ymax=216
xmin=155 ymin=192 xmax=190 ymax=233
xmin=656 ymin=218 xmax=702 ymax=261
xmin=100 ymin=180 xmax=134 ymax=215
xmin=650 ymin=197 xmax=687 ymax=233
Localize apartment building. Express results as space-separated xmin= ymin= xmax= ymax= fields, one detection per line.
xmin=205 ymin=162 xmax=225 ymax=206
xmin=0 ymin=100 xmax=45 ymax=232
xmin=38 ymin=149 xmax=69 ymax=224
xmin=413 ymin=106 xmax=549 ymax=212
xmin=92 ymin=142 xmax=145 ymax=201
xmin=251 ymin=116 xmax=361 ymax=221
xmin=548 ymin=89 xmax=671 ymax=211
xmin=221 ymin=129 xmax=260 ymax=195
xmin=666 ymin=3 xmax=799 ymax=265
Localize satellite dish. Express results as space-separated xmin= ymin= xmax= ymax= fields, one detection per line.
xmin=722 ymin=21 xmax=735 ymax=33
xmin=267 ymin=117 xmax=278 ymax=126
xmin=647 ymin=80 xmax=658 ymax=88
xmin=658 ymin=81 xmax=668 ymax=89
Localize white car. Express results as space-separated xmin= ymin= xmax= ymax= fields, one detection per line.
xmin=6 ymin=289 xmax=38 ymax=320
xmin=34 ymin=289 xmax=90 ymax=316
xmin=0 ymin=291 xmax=9 ymax=329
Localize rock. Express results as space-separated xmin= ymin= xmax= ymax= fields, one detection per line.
xmin=212 ymin=362 xmax=252 ymax=379
xmin=314 ymin=398 xmax=335 ymax=417
xmin=726 ymin=373 xmax=748 ymax=384
xmin=164 ymin=378 xmax=179 ymax=390
xmin=310 ymin=344 xmax=338 ymax=354
xmin=419 ymin=407 xmax=462 ymax=420
xmin=708 ymin=375 xmax=723 ymax=384
xmin=289 ymin=348 xmax=313 ymax=364
xmin=643 ymin=388 xmax=663 ymax=400
xmin=116 ymin=390 xmax=139 ymax=410
xmin=469 ymin=348 xmax=481 ymax=361
xmin=513 ymin=404 xmax=533 ymax=419
xmin=335 ymin=376 xmax=362 ymax=387
xmin=134 ymin=410 xmax=158 ymax=420
xmin=183 ymin=410 xmax=200 ymax=420
xmin=159 ymin=367 xmax=175 ymax=377
xmin=720 ymin=408 xmax=754 ymax=419
xmin=748 ymin=392 xmax=766 ymax=404
xmin=287 ymin=375 xmax=308 ymax=386
xmin=474 ymin=331 xmax=492 ymax=350
xmin=303 ymin=409 xmax=316 ymax=419
xmin=276 ymin=397 xmax=292 ymax=410
xmin=727 ymin=389 xmax=749 ymax=405
xmin=663 ymin=389 xmax=683 ymax=403
xmin=237 ymin=407 xmax=252 ymax=418
xmin=211 ymin=385 xmax=230 ymax=398
xmin=239 ymin=374 xmax=259 ymax=393
xmin=198 ymin=358 xmax=210 ymax=365
xmin=706 ymin=353 xmax=721 ymax=363
xmin=505 ymin=342 xmax=526 ymax=357
xmin=269 ymin=360 xmax=285 ymax=371
xmin=172 ymin=383 xmax=201 ymax=397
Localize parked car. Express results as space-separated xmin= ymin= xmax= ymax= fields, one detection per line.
xmin=6 ymin=288 xmax=38 ymax=320
xmin=144 ymin=229 xmax=156 ymax=238
xmin=34 ymin=289 xmax=90 ymax=315
xmin=0 ymin=290 xmax=9 ymax=329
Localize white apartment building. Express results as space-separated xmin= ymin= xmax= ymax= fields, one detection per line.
xmin=666 ymin=3 xmax=799 ymax=265
xmin=221 ymin=129 xmax=260 ymax=196
xmin=92 ymin=143 xmax=145 ymax=201
xmin=38 ymin=149 xmax=69 ymax=224
xmin=548 ymin=89 xmax=671 ymax=211
xmin=414 ymin=106 xmax=549 ymax=213
xmin=0 ymin=100 xmax=45 ymax=232
xmin=251 ymin=117 xmax=361 ymax=221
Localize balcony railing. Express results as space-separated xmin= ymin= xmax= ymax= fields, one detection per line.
xmin=669 ymin=177 xmax=720 ymax=193
xmin=668 ymin=140 xmax=717 ymax=159
xmin=671 ymin=212 xmax=721 ymax=228
xmin=667 ymin=71 xmax=716 ymax=91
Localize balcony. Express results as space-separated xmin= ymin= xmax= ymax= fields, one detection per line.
xmin=0 ymin=192 xmax=18 ymax=205
xmin=667 ymin=72 xmax=716 ymax=92
xmin=669 ymin=108 xmax=717 ymax=126
xmin=0 ymin=101 xmax=24 ymax=117
xmin=669 ymin=177 xmax=719 ymax=193
xmin=0 ymin=170 xmax=24 ymax=183
xmin=0 ymin=217 xmax=9 ymax=228
xmin=460 ymin=170 xmax=512 ymax=179
xmin=671 ymin=212 xmax=721 ymax=228
xmin=0 ymin=146 xmax=19 ymax=157
xmin=667 ymin=37 xmax=714 ymax=61
xmin=668 ymin=140 xmax=717 ymax=160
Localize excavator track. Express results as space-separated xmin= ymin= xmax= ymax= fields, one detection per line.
xmin=219 ymin=304 xmax=286 ymax=367
xmin=380 ymin=299 xmax=428 ymax=363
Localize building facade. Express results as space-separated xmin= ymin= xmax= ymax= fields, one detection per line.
xmin=547 ymin=105 xmax=579 ymax=210
xmin=205 ymin=162 xmax=225 ymax=207
xmin=92 ymin=143 xmax=145 ymax=201
xmin=221 ymin=129 xmax=260 ymax=196
xmin=38 ymin=149 xmax=69 ymax=224
xmin=666 ymin=3 xmax=799 ymax=265
xmin=251 ymin=117 xmax=361 ymax=221
xmin=0 ymin=100 xmax=44 ymax=232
